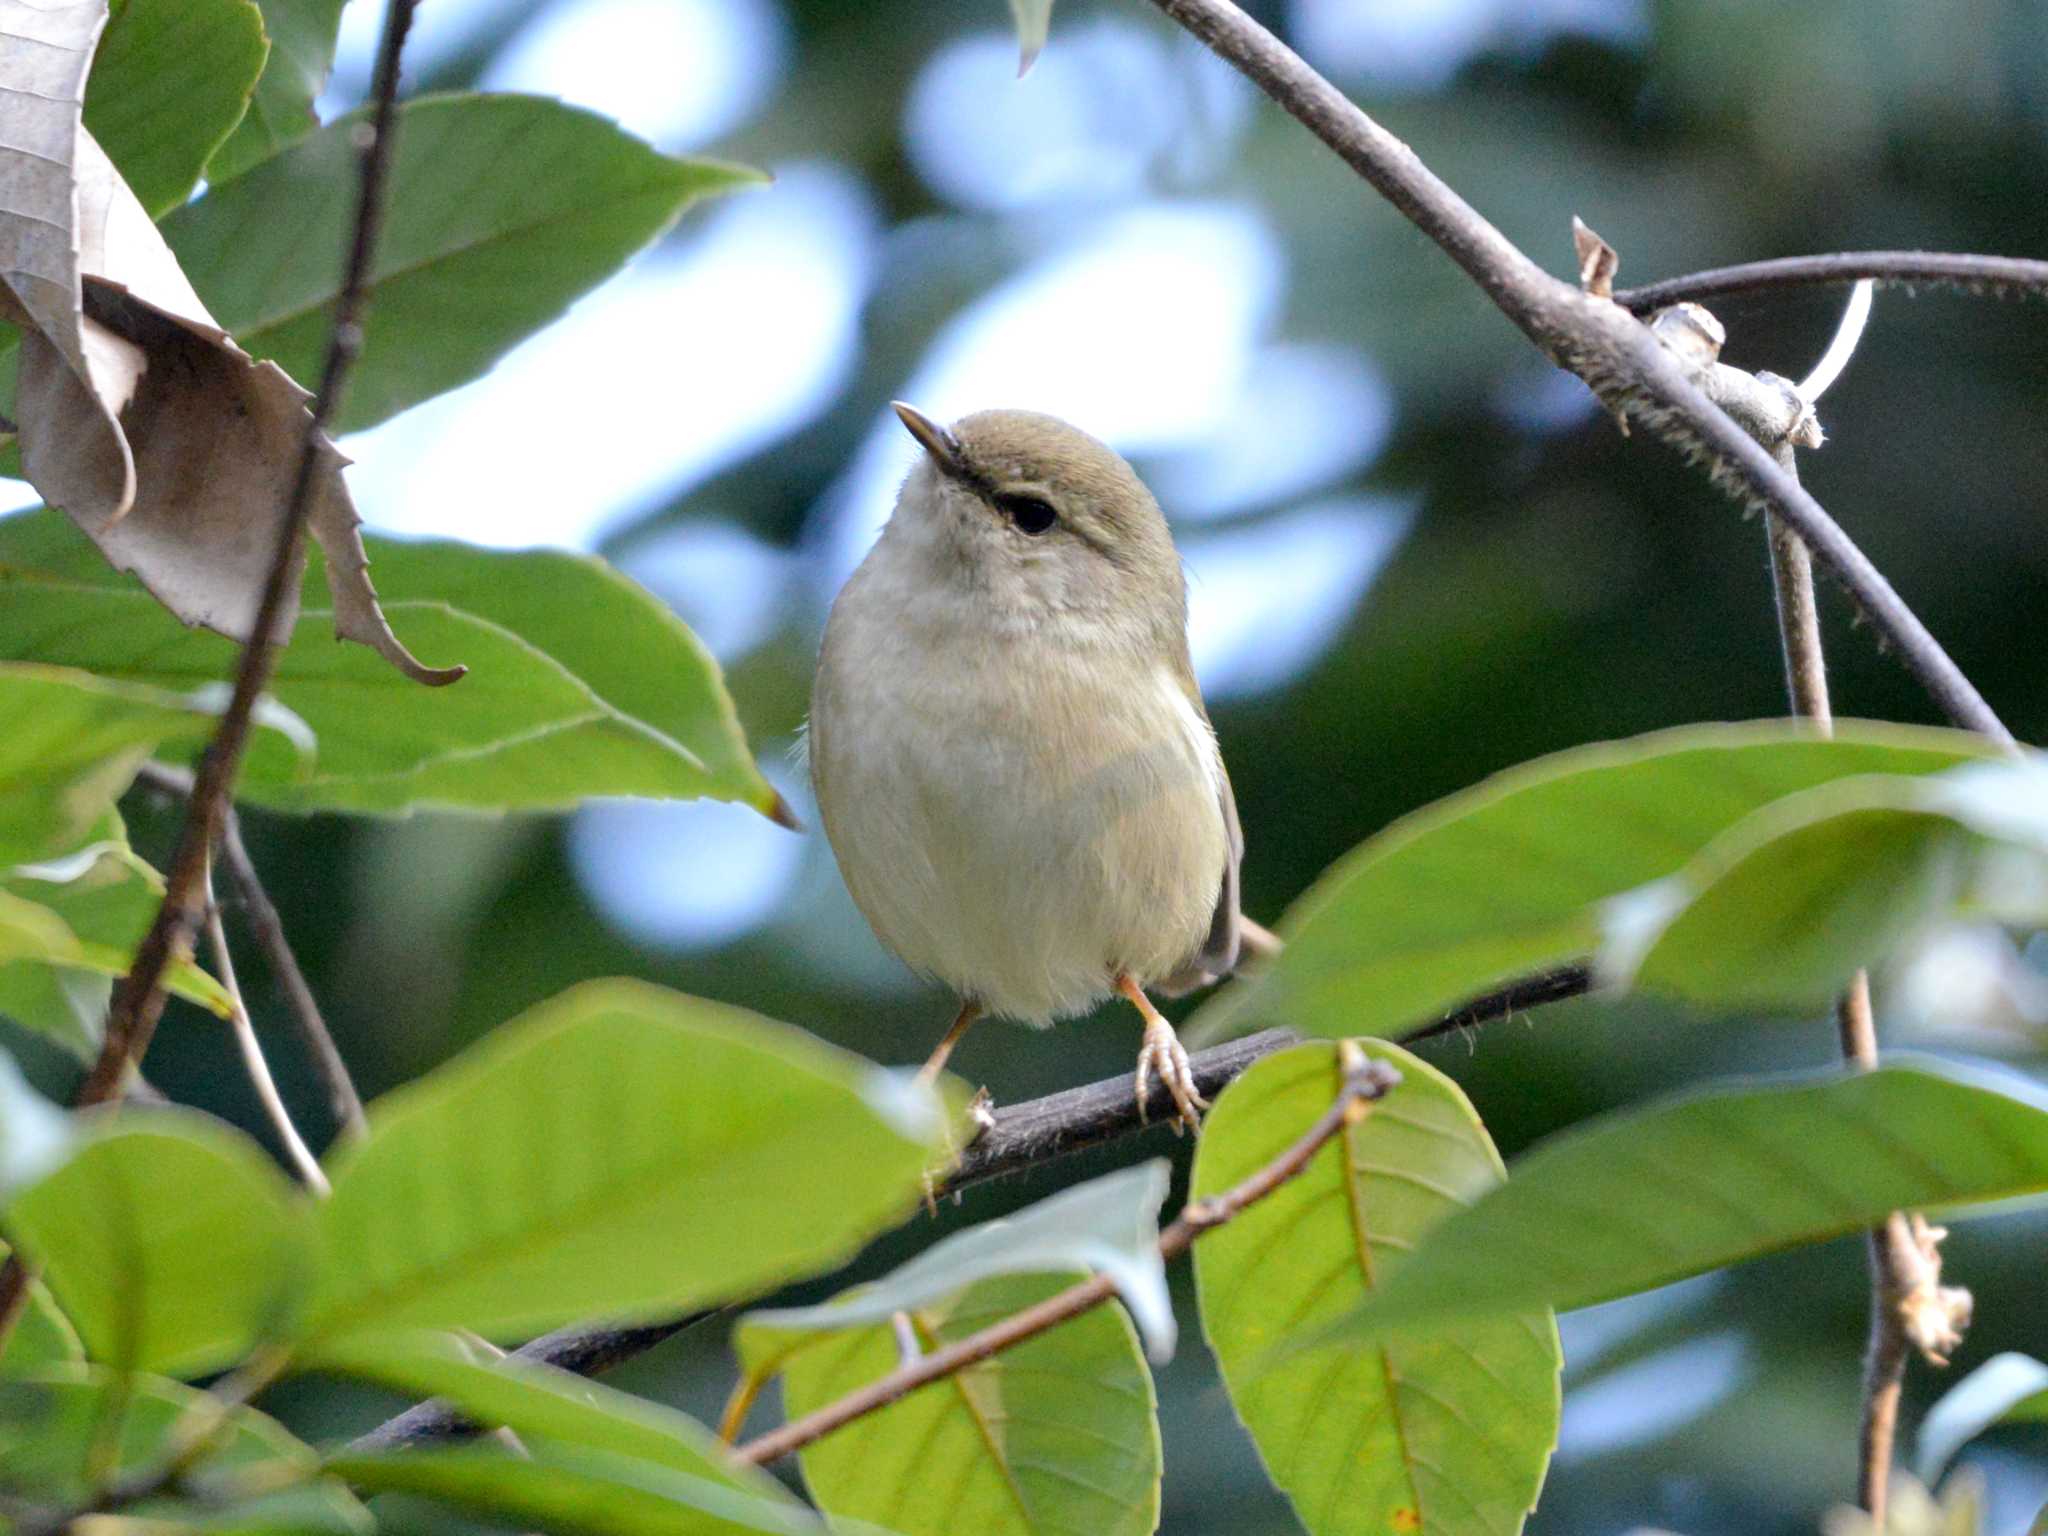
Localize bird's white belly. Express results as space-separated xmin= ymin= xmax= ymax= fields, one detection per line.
xmin=813 ymin=643 xmax=1227 ymax=1024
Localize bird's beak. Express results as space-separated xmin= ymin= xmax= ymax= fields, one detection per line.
xmin=892 ymin=401 xmax=965 ymax=478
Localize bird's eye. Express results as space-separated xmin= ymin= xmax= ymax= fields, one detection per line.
xmin=994 ymin=492 xmax=1058 ymax=535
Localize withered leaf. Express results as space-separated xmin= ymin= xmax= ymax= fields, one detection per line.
xmin=0 ymin=0 xmax=462 ymax=687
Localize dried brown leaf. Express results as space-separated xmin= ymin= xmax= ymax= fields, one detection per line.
xmin=0 ymin=0 xmax=461 ymax=687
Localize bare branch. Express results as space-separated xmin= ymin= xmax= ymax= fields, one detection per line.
xmin=135 ymin=762 xmax=368 ymax=1140
xmin=731 ymin=1053 xmax=1402 ymax=1467
xmin=1615 ymin=252 xmax=2048 ymax=314
xmin=1139 ymin=0 xmax=2012 ymax=748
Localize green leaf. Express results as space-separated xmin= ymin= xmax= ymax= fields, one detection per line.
xmin=206 ymin=0 xmax=347 ymax=184
xmin=1191 ymin=722 xmax=1989 ymax=1045
xmin=305 ymin=536 xmax=781 ymax=816
xmin=1917 ymin=1352 xmax=2048 ymax=1482
xmin=0 ymin=1364 xmax=368 ymax=1532
xmin=3 ymin=1110 xmax=313 ymax=1377
xmin=0 ymin=662 xmax=218 ymax=866
xmin=300 ymin=979 xmax=943 ymax=1347
xmin=328 ymin=1445 xmax=828 ymax=1536
xmin=166 ymin=93 xmax=764 ymax=433
xmin=1 ymin=831 xmax=237 ymax=1054
xmin=306 ymin=1330 xmax=786 ymax=1499
xmin=741 ymin=1160 xmax=1175 ymax=1366
xmin=1303 ymin=1062 xmax=2048 ymax=1348
xmin=772 ymin=1270 xmax=1160 ymax=1536
xmin=83 ymin=0 xmax=269 ymax=218
xmin=0 ymin=1245 xmax=85 ymax=1373
xmin=1192 ymin=1042 xmax=1559 ymax=1536
xmin=0 ymin=515 xmax=778 ymax=817
xmin=1620 ymin=758 xmax=2048 ymax=1011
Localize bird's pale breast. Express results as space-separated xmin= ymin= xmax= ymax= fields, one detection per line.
xmin=811 ymin=562 xmax=1227 ymax=1024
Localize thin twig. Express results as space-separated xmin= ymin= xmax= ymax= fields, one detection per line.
xmin=0 ymin=0 xmax=423 ymax=1361
xmin=203 ymin=860 xmax=330 ymax=1195
xmin=731 ymin=1056 xmax=1402 ymax=1467
xmin=1615 ymin=252 xmax=2048 ymax=314
xmin=1139 ymin=0 xmax=2012 ymax=748
xmin=136 ymin=762 xmax=368 ymax=1140
xmin=1716 ymin=284 xmax=1922 ymax=1524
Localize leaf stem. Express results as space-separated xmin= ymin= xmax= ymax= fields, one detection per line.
xmin=731 ymin=1057 xmax=1402 ymax=1467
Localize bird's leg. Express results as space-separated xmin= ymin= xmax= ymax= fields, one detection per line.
xmin=916 ymin=999 xmax=989 ymax=1214
xmin=914 ymin=998 xmax=981 ymax=1088
xmin=1115 ymin=973 xmax=1207 ymax=1133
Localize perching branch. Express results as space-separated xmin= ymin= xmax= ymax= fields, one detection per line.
xmin=135 ymin=761 xmax=368 ymax=1140
xmin=1614 ymin=251 xmax=2048 ymax=314
xmin=1138 ymin=0 xmax=2013 ymax=749
xmin=731 ymin=1051 xmax=1402 ymax=1467
xmin=345 ymin=962 xmax=1587 ymax=1453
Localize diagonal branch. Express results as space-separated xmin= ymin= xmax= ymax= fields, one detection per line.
xmin=0 ymin=0 xmax=423 ymax=1358
xmin=1140 ymin=0 xmax=2013 ymax=749
xmin=1615 ymin=252 xmax=2048 ymax=314
xmin=76 ymin=0 xmax=421 ymax=1112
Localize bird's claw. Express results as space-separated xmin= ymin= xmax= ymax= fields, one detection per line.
xmin=1135 ymin=1016 xmax=1207 ymax=1134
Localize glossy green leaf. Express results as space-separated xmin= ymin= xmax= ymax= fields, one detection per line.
xmin=0 ymin=663 xmax=217 ymax=866
xmin=1191 ymin=722 xmax=1988 ymax=1045
xmin=1305 ymin=1062 xmax=2048 ymax=1347
xmin=329 ymin=1446 xmax=829 ymax=1536
xmin=1 ymin=831 xmax=236 ymax=1054
xmin=83 ymin=0 xmax=269 ymax=217
xmin=307 ymin=1330 xmax=785 ymax=1499
xmin=1623 ymin=758 xmax=2048 ymax=1010
xmin=741 ymin=1160 xmax=1175 ymax=1365
xmin=1193 ymin=1041 xmax=1558 ymax=1536
xmin=0 ymin=513 xmax=778 ymax=817
xmin=3 ymin=1110 xmax=313 ymax=1376
xmin=1917 ymin=1352 xmax=2048 ymax=1481
xmin=166 ymin=93 xmax=764 ymax=432
xmin=300 ymin=979 xmax=943 ymax=1346
xmin=771 ymin=1270 xmax=1160 ymax=1536
xmin=0 ymin=1364 xmax=367 ymax=1531
xmin=0 ymin=1246 xmax=84 ymax=1373
xmin=206 ymin=0 xmax=346 ymax=183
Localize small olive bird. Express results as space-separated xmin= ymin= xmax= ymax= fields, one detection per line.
xmin=810 ymin=404 xmax=1269 ymax=1129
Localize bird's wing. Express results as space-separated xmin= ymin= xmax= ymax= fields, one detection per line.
xmin=1197 ymin=756 xmax=1245 ymax=976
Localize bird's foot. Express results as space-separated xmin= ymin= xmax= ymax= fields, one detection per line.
xmin=1134 ymin=1015 xmax=1207 ymax=1134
